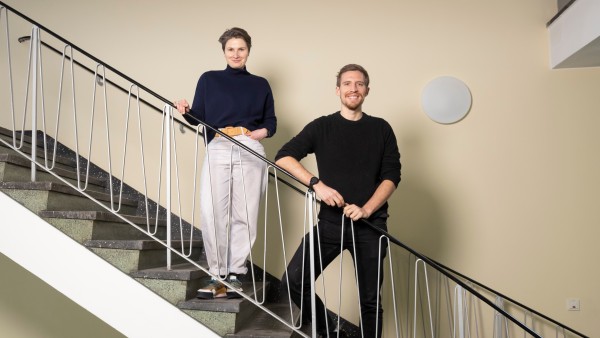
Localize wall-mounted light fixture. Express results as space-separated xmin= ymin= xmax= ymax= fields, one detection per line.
xmin=421 ymin=76 xmax=472 ymax=124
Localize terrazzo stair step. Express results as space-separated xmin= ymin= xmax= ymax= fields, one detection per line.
xmin=178 ymin=278 xmax=271 ymax=336
xmin=0 ymin=152 xmax=107 ymax=192
xmin=0 ymin=128 xmax=111 ymax=193
xmin=85 ymin=239 xmax=203 ymax=274
xmin=0 ymin=181 xmax=139 ymax=214
xmin=0 ymin=142 xmax=78 ymax=172
xmin=1 ymin=127 xmax=303 ymax=337
xmin=131 ymin=261 xmax=215 ymax=306
xmin=0 ymin=131 xmax=80 ymax=170
xmin=38 ymin=210 xmax=168 ymax=244
xmin=226 ymin=302 xmax=301 ymax=338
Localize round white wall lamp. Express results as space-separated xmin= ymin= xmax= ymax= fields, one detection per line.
xmin=421 ymin=76 xmax=472 ymax=124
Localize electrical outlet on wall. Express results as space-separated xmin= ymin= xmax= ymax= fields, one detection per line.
xmin=566 ymin=298 xmax=580 ymax=311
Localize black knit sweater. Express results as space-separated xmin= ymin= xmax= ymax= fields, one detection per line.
xmin=275 ymin=112 xmax=401 ymax=222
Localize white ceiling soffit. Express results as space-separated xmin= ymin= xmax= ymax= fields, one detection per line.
xmin=548 ymin=0 xmax=600 ymax=69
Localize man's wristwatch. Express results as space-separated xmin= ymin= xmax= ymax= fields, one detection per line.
xmin=309 ymin=176 xmax=320 ymax=190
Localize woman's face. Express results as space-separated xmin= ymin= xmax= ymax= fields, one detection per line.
xmin=223 ymin=38 xmax=249 ymax=69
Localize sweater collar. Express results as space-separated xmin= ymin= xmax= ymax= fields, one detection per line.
xmin=336 ymin=110 xmax=368 ymax=122
xmin=225 ymin=65 xmax=250 ymax=75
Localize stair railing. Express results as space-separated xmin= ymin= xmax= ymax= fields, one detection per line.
xmin=0 ymin=3 xmax=590 ymax=338
xmin=0 ymin=3 xmax=300 ymax=334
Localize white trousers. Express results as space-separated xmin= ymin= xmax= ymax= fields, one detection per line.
xmin=200 ymin=135 xmax=266 ymax=276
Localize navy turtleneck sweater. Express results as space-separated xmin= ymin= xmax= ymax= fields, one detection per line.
xmin=183 ymin=65 xmax=276 ymax=142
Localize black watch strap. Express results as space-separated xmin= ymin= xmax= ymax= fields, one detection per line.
xmin=309 ymin=176 xmax=320 ymax=190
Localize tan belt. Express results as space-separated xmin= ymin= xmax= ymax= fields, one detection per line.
xmin=216 ymin=126 xmax=251 ymax=138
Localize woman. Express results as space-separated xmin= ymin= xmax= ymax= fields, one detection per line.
xmin=174 ymin=27 xmax=276 ymax=299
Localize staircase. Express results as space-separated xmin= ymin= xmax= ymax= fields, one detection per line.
xmin=0 ymin=126 xmax=300 ymax=337
xmin=2 ymin=3 xmax=593 ymax=337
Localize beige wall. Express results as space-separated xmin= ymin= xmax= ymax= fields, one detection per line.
xmin=0 ymin=253 xmax=123 ymax=338
xmin=1 ymin=0 xmax=599 ymax=337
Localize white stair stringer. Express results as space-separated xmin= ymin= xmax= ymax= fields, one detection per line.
xmin=0 ymin=191 xmax=219 ymax=338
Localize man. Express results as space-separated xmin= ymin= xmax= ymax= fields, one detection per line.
xmin=275 ymin=64 xmax=401 ymax=338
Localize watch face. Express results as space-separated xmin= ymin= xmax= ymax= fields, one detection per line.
xmin=310 ymin=177 xmax=319 ymax=186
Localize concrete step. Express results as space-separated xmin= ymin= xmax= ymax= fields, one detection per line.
xmin=39 ymin=210 xmax=168 ymax=244
xmin=130 ymin=262 xmax=209 ymax=306
xmin=85 ymin=239 xmax=203 ymax=274
xmin=0 ymin=181 xmax=139 ymax=214
xmin=130 ymin=263 xmax=269 ymax=304
xmin=0 ymin=127 xmax=305 ymax=337
xmin=0 ymin=152 xmax=107 ymax=192
xmin=0 ymin=141 xmax=78 ymax=172
xmin=0 ymin=130 xmax=80 ymax=169
xmin=226 ymin=302 xmax=301 ymax=338
xmin=0 ymin=128 xmax=120 ymax=194
xmin=178 ymin=276 xmax=271 ymax=336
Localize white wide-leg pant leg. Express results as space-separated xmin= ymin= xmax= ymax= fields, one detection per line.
xmin=200 ymin=135 xmax=266 ymax=276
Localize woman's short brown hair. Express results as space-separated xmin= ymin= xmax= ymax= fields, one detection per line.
xmin=218 ymin=27 xmax=252 ymax=51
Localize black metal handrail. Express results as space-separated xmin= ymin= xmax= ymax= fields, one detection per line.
xmin=1 ymin=2 xmax=587 ymax=337
xmin=14 ymin=34 xmax=307 ymax=196
xmin=433 ymin=260 xmax=589 ymax=338
xmin=16 ymin=36 xmax=199 ymax=132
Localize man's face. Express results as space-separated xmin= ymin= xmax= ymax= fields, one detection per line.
xmin=336 ymin=70 xmax=369 ymax=111
xmin=223 ymin=38 xmax=249 ymax=69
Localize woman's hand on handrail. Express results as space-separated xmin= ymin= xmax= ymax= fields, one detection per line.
xmin=173 ymin=99 xmax=190 ymax=114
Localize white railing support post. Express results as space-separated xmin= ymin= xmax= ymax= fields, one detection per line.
xmin=307 ymin=190 xmax=317 ymax=338
xmin=30 ymin=25 xmax=40 ymax=181
xmin=494 ymin=296 xmax=505 ymax=338
xmin=457 ymin=285 xmax=465 ymax=338
xmin=165 ymin=105 xmax=172 ymax=270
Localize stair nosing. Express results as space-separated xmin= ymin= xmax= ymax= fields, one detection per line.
xmin=0 ymin=153 xmax=107 ymax=187
xmin=85 ymin=239 xmax=202 ymax=250
xmin=38 ymin=210 xmax=167 ymax=226
xmin=0 ymin=136 xmax=79 ymax=167
xmin=177 ymin=282 xmax=267 ymax=313
xmin=0 ymin=181 xmax=139 ymax=206
xmin=130 ymin=262 xmax=207 ymax=280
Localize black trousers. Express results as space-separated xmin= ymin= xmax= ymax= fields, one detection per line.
xmin=286 ymin=217 xmax=388 ymax=337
